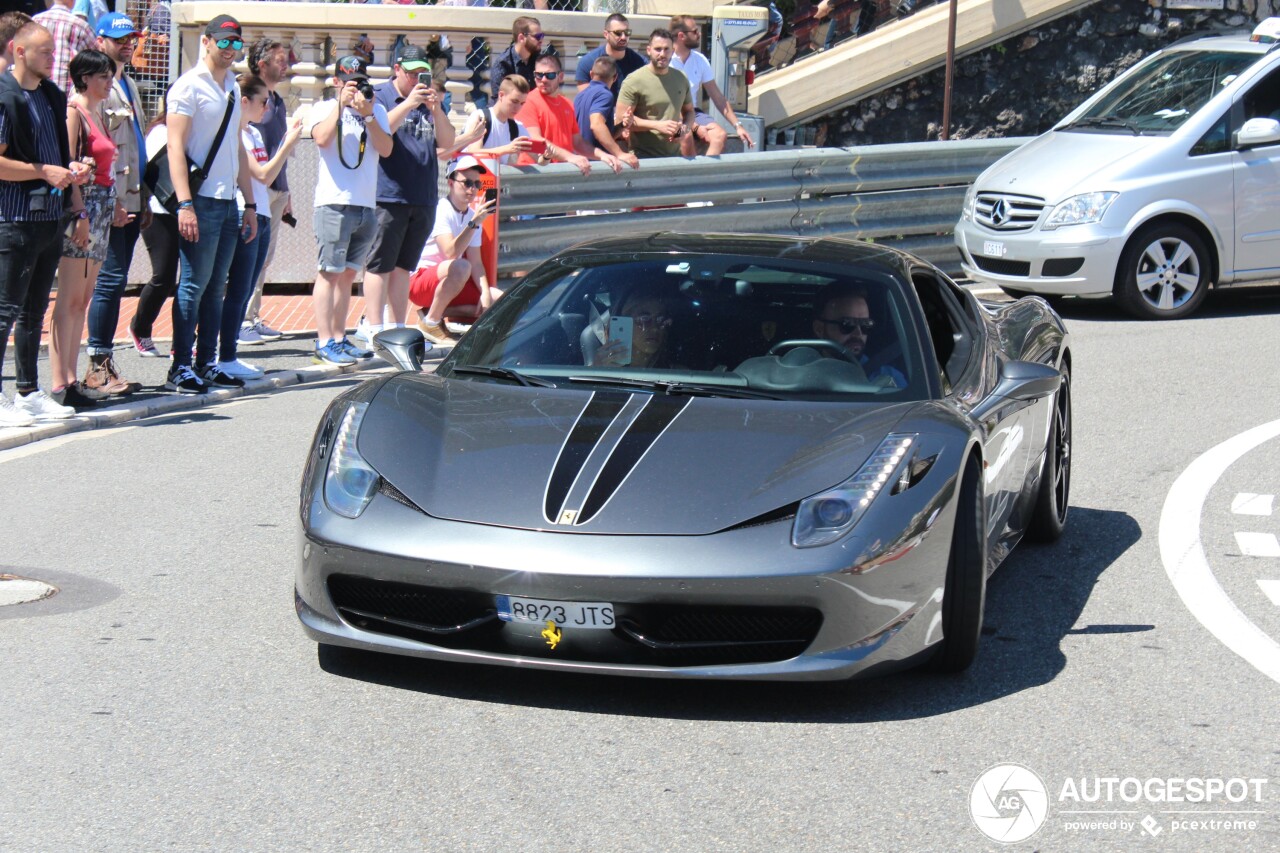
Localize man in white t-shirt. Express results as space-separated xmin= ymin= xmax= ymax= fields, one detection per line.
xmin=462 ymin=74 xmax=533 ymax=165
xmin=669 ymin=15 xmax=754 ymax=156
xmin=307 ymin=54 xmax=393 ymax=365
xmin=407 ymin=156 xmax=499 ymax=347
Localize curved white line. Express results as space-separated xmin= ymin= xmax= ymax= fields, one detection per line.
xmin=1159 ymin=418 xmax=1280 ymax=685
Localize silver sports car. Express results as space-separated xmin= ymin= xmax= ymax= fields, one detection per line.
xmin=297 ymin=233 xmax=1071 ymax=680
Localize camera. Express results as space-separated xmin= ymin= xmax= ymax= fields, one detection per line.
xmin=356 ymin=81 xmax=374 ymax=100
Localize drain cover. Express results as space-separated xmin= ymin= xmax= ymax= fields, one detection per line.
xmin=0 ymin=574 xmax=58 ymax=607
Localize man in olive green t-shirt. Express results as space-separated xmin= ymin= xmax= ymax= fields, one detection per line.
xmin=615 ymin=28 xmax=694 ymax=159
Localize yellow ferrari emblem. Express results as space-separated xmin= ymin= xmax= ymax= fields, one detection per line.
xmin=541 ymin=620 xmax=562 ymax=650
xmin=558 ymin=509 xmax=577 ymax=525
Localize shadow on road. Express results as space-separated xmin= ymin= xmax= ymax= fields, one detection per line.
xmin=316 ymin=506 xmax=1142 ymax=722
xmin=1049 ymin=285 xmax=1280 ymax=324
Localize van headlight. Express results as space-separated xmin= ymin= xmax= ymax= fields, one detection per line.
xmin=792 ymin=434 xmax=917 ymax=548
xmin=1043 ymin=191 xmax=1118 ymax=230
xmin=961 ymin=185 xmax=977 ymax=221
xmin=323 ymin=402 xmax=380 ymax=519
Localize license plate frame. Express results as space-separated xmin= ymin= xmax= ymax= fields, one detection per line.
xmin=496 ymin=594 xmax=616 ymax=629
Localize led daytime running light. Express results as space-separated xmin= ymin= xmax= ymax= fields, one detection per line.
xmin=792 ymin=434 xmax=917 ymax=548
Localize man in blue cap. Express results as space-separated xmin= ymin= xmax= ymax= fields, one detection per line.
xmin=82 ymin=10 xmax=148 ymax=396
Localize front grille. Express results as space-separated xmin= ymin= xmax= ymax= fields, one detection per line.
xmin=972 ymin=254 xmax=1031 ymax=277
xmin=327 ymin=575 xmax=823 ymax=667
xmin=1042 ymin=257 xmax=1085 ymax=277
xmin=378 ymin=479 xmax=424 ymax=513
xmin=974 ymin=192 xmax=1045 ymax=232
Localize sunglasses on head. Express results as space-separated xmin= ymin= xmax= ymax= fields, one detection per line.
xmin=214 ymin=37 xmax=243 ymax=51
xmin=821 ymin=317 xmax=875 ymax=334
xmin=452 ymin=177 xmax=483 ymax=189
xmin=533 ymin=71 xmax=559 ymax=80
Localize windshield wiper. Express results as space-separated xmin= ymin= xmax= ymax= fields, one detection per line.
xmin=566 ymin=375 xmax=782 ymax=400
xmin=449 ymin=365 xmax=557 ymax=387
xmin=1062 ymin=115 xmax=1142 ymax=135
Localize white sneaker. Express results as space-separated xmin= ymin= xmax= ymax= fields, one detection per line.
xmin=217 ymin=358 xmax=264 ymax=380
xmin=0 ymin=394 xmax=36 ymax=427
xmin=13 ymin=389 xmax=74 ymax=421
xmin=238 ymin=325 xmax=265 ymax=346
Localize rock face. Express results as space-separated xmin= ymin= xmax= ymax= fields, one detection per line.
xmin=806 ymin=3 xmax=1273 ymax=145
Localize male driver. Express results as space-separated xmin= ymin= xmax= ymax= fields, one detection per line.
xmin=408 ymin=155 xmax=498 ymax=346
xmin=166 ymin=14 xmax=259 ymax=394
xmin=462 ymin=74 xmax=533 ymax=166
xmin=490 ymin=16 xmax=548 ymax=102
xmin=574 ymin=57 xmax=638 ymax=168
xmin=32 ymin=0 xmax=92 ymax=94
xmin=574 ymin=13 xmax=647 ymax=97
xmin=83 ymin=11 xmax=148 ymax=397
xmin=238 ymin=36 xmax=292 ymax=346
xmin=812 ymin=286 xmax=907 ymax=388
xmin=307 ymin=54 xmax=393 ymax=366
xmin=669 ymin=15 xmax=754 ymax=156
xmin=615 ymin=29 xmax=693 ymax=160
xmin=359 ymin=44 xmax=462 ymax=342
xmin=516 ymin=54 xmax=621 ymax=175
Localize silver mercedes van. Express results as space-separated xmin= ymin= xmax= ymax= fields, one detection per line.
xmin=954 ymin=19 xmax=1280 ymax=319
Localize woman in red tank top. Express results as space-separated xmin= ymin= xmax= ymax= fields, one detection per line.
xmin=50 ymin=49 xmax=130 ymax=408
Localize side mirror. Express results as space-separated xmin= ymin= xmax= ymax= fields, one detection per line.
xmin=1236 ymin=117 xmax=1280 ymax=149
xmin=372 ymin=327 xmax=431 ymax=372
xmin=994 ymin=359 xmax=1060 ymax=402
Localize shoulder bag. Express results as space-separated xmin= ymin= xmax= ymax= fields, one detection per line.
xmin=144 ymin=92 xmax=235 ymax=214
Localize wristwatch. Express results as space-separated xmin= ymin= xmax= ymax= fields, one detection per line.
xmin=72 ymin=209 xmax=88 ymax=220
xmin=463 ymin=219 xmax=475 ymax=230
xmin=244 ymin=203 xmax=257 ymax=210
xmin=361 ymin=114 xmax=376 ymax=125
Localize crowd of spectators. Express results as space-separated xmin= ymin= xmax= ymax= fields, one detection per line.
xmin=0 ymin=6 xmax=760 ymax=428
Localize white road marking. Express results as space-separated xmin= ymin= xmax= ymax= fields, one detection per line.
xmin=1231 ymin=493 xmax=1274 ymax=516
xmin=1259 ymin=580 xmax=1280 ymax=607
xmin=1160 ymin=418 xmax=1280 ymax=685
xmin=0 ymin=426 xmax=137 ymax=463
xmin=1235 ymin=531 xmax=1280 ymax=557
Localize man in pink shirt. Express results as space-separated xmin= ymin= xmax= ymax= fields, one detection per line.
xmin=33 ymin=0 xmax=92 ymax=94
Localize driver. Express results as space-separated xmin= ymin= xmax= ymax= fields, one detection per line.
xmin=812 ymin=286 xmax=907 ymax=388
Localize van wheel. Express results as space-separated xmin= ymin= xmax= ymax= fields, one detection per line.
xmin=930 ymin=457 xmax=987 ymax=673
xmin=1114 ymin=224 xmax=1211 ymax=320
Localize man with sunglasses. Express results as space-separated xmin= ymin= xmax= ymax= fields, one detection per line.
xmin=82 ymin=11 xmax=148 ymax=397
xmin=490 ymin=16 xmax=555 ymax=103
xmin=574 ymin=13 xmax=647 ymax=98
xmin=812 ymin=286 xmax=907 ymax=388
xmin=669 ymin=14 xmax=754 ymax=156
xmin=516 ymin=54 xmax=621 ymax=176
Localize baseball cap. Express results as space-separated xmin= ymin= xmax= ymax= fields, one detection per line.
xmin=204 ymin=15 xmax=243 ymax=40
xmin=97 ymin=12 xmax=140 ymax=40
xmin=335 ymin=55 xmax=370 ymax=83
xmin=397 ymin=45 xmax=431 ymax=72
xmin=447 ymin=155 xmax=490 ymax=178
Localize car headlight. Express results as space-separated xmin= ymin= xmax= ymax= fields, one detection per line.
xmin=961 ymin=185 xmax=977 ymax=221
xmin=323 ymin=402 xmax=379 ymax=519
xmin=792 ymin=434 xmax=917 ymax=548
xmin=1043 ymin=191 xmax=1118 ymax=229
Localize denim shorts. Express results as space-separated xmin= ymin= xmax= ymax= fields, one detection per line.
xmin=314 ymin=203 xmax=378 ymax=273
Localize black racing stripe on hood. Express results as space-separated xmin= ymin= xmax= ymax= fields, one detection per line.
xmin=544 ymin=391 xmax=629 ymax=522
xmin=578 ymin=395 xmax=690 ymax=524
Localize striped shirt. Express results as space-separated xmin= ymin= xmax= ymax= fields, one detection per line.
xmin=0 ymin=85 xmax=66 ymax=222
xmin=33 ymin=5 xmax=94 ymax=96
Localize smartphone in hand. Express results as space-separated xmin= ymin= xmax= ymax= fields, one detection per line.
xmin=527 ymin=138 xmax=548 ymax=156
xmin=418 ymin=70 xmax=432 ymax=88
xmin=484 ymin=187 xmax=498 ymax=205
xmin=608 ymin=316 xmax=633 ymax=365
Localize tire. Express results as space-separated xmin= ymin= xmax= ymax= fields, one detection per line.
xmin=1114 ymin=224 xmax=1211 ymax=320
xmin=930 ymin=457 xmax=987 ymax=673
xmin=1028 ymin=367 xmax=1071 ymax=542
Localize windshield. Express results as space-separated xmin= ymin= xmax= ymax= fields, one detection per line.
xmin=1067 ymin=49 xmax=1258 ymax=133
xmin=442 ymin=251 xmax=931 ymax=402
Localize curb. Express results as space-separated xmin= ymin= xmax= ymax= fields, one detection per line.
xmin=0 ymin=357 xmax=394 ymax=453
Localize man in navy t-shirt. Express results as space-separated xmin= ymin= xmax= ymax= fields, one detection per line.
xmin=574 ymin=12 xmax=647 ymax=98
xmin=574 ymin=55 xmax=637 ymax=169
xmin=360 ymin=44 xmax=459 ymax=342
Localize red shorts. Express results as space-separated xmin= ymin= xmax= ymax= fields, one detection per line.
xmin=408 ymin=264 xmax=481 ymax=310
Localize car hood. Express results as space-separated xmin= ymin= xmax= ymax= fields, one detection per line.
xmin=358 ymin=374 xmax=912 ymax=535
xmin=978 ymin=130 xmax=1157 ymax=201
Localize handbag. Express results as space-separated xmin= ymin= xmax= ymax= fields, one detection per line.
xmin=144 ymin=92 xmax=235 ymax=214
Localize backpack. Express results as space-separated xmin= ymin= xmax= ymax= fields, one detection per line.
xmin=481 ymin=107 xmax=519 ymax=148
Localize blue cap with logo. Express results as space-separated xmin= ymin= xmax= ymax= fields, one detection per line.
xmin=97 ymin=12 xmax=140 ymax=40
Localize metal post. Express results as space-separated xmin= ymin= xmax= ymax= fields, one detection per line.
xmin=942 ymin=0 xmax=958 ymax=141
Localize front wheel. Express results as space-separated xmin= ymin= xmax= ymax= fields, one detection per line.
xmin=930 ymin=457 xmax=987 ymax=673
xmin=1114 ymin=224 xmax=1211 ymax=320
xmin=1027 ymin=366 xmax=1071 ymax=542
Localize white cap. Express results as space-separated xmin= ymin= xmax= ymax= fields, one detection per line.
xmin=447 ymin=155 xmax=491 ymax=178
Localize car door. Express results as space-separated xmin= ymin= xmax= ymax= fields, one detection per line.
xmin=1232 ymin=64 xmax=1280 ymax=278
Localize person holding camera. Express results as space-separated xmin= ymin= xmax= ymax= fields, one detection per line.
xmin=358 ymin=44 xmax=472 ymax=345
xmin=307 ymin=54 xmax=392 ymax=366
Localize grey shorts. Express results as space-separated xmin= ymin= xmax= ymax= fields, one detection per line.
xmin=365 ymin=202 xmax=434 ymax=274
xmin=314 ymin=204 xmax=378 ymax=273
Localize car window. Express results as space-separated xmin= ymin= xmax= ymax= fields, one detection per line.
xmin=447 ymin=253 xmax=932 ymax=402
xmin=1071 ymin=50 xmax=1258 ymax=133
xmin=1242 ymin=64 xmax=1280 ymax=123
xmin=1191 ymin=110 xmax=1231 ymax=156
xmin=910 ymin=269 xmax=974 ymax=392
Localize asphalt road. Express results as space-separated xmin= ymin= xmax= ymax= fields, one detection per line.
xmin=3 ymin=288 xmax=1280 ymax=852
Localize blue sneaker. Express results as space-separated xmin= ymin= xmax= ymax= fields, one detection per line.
xmin=313 ymin=341 xmax=356 ymax=366
xmin=339 ymin=337 xmax=374 ymax=360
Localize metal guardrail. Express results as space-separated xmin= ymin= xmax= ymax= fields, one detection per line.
xmin=495 ymin=137 xmax=1030 ymax=276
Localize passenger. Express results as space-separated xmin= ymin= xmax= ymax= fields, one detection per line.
xmin=591 ymin=285 xmax=677 ymax=368
xmin=812 ymin=285 xmax=907 ymax=388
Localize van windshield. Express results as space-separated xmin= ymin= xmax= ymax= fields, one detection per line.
xmin=1063 ymin=50 xmax=1258 ymax=134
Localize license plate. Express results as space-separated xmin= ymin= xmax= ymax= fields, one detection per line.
xmin=496 ymin=595 xmax=615 ymax=629
xmin=983 ymin=240 xmax=1006 ymax=257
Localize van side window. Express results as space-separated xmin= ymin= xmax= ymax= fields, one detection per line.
xmin=1242 ymin=66 xmax=1280 ymax=124
xmin=1191 ymin=111 xmax=1230 ymax=156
